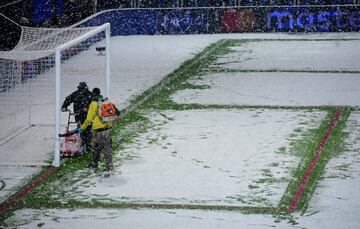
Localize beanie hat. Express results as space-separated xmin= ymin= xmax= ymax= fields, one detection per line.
xmin=92 ymin=87 xmax=102 ymax=101
xmin=77 ymin=82 xmax=88 ymax=91
xmin=92 ymin=87 xmax=101 ymax=96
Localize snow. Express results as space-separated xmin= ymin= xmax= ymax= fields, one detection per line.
xmin=0 ymin=208 xmax=299 ymax=229
xmin=215 ymin=40 xmax=360 ymax=71
xmin=1 ymin=34 xmax=223 ymax=203
xmin=1 ymin=32 xmax=360 ymax=228
xmin=59 ymin=109 xmax=324 ymax=207
xmin=172 ymin=72 xmax=360 ymax=106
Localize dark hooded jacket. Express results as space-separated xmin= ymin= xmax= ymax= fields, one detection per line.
xmin=61 ymin=89 xmax=92 ymax=123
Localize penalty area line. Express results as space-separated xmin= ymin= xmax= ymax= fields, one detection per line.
xmin=30 ymin=200 xmax=286 ymax=215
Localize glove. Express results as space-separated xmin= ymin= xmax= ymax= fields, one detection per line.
xmin=76 ymin=128 xmax=83 ymax=135
xmin=116 ymin=109 xmax=121 ymax=116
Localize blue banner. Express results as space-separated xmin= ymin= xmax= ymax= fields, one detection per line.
xmin=32 ymin=0 xmax=53 ymax=24
xmin=78 ymin=6 xmax=360 ymax=35
xmin=158 ymin=9 xmax=208 ymax=34
xmin=80 ymin=10 xmax=157 ymax=36
xmin=266 ymin=7 xmax=360 ymax=32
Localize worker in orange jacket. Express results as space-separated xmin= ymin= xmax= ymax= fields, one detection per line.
xmin=80 ymin=88 xmax=121 ymax=171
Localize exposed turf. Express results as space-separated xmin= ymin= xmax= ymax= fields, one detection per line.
xmin=0 ymin=38 xmax=354 ymax=225
xmin=206 ymin=68 xmax=360 ymax=74
xmin=278 ymin=108 xmax=350 ymax=213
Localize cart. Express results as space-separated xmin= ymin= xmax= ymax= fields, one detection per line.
xmin=58 ymin=110 xmax=83 ymax=157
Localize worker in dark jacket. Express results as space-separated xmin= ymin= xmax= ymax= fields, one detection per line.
xmin=61 ymin=82 xmax=92 ymax=124
xmin=61 ymin=82 xmax=93 ymax=153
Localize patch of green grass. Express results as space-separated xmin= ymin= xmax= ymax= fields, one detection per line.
xmin=248 ymin=184 xmax=260 ymax=189
xmin=177 ymin=82 xmax=211 ymax=90
xmin=270 ymin=162 xmax=279 ymax=167
xmin=5 ymin=199 xmax=282 ymax=216
xmin=255 ymin=177 xmax=286 ymax=185
xmin=0 ymin=111 xmax=152 ymax=223
xmin=278 ymin=108 xmax=350 ymax=214
xmin=199 ymin=39 xmax=241 ymax=72
xmin=207 ymin=68 xmax=360 ymax=75
xmin=149 ymin=102 xmax=341 ymax=112
xmin=261 ymin=169 xmax=273 ymax=177
xmin=276 ymin=146 xmax=287 ymax=154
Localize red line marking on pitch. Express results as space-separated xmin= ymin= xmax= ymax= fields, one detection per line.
xmin=288 ymin=107 xmax=344 ymax=212
xmin=0 ymin=166 xmax=58 ymax=216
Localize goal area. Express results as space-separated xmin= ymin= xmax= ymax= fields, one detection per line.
xmin=0 ymin=21 xmax=111 ymax=167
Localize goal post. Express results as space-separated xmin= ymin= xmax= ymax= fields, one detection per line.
xmin=0 ymin=21 xmax=111 ymax=168
xmin=53 ymin=23 xmax=111 ymax=167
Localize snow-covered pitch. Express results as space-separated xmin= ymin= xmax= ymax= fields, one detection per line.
xmin=1 ymin=32 xmax=360 ymax=228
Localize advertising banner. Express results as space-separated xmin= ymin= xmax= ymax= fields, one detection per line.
xmin=157 ymin=9 xmax=208 ymax=34
xmin=70 ymin=6 xmax=360 ymax=35
xmin=211 ymin=6 xmax=360 ymax=33
xmin=266 ymin=6 xmax=360 ymax=32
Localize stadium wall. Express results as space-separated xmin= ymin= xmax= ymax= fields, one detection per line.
xmin=1 ymin=6 xmax=359 ymax=51
xmin=77 ymin=6 xmax=360 ymax=35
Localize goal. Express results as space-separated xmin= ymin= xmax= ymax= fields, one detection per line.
xmin=0 ymin=19 xmax=111 ymax=167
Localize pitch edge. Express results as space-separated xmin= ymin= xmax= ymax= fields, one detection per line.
xmin=0 ymin=166 xmax=58 ymax=216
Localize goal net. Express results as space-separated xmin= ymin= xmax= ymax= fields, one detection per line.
xmin=0 ymin=22 xmax=111 ymax=167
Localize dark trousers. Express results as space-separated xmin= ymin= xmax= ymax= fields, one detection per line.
xmin=82 ymin=126 xmax=92 ymax=152
xmin=91 ymin=128 xmax=113 ymax=170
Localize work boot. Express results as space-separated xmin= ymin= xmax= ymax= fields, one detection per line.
xmin=86 ymin=162 xmax=98 ymax=170
xmin=103 ymin=166 xmax=113 ymax=172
